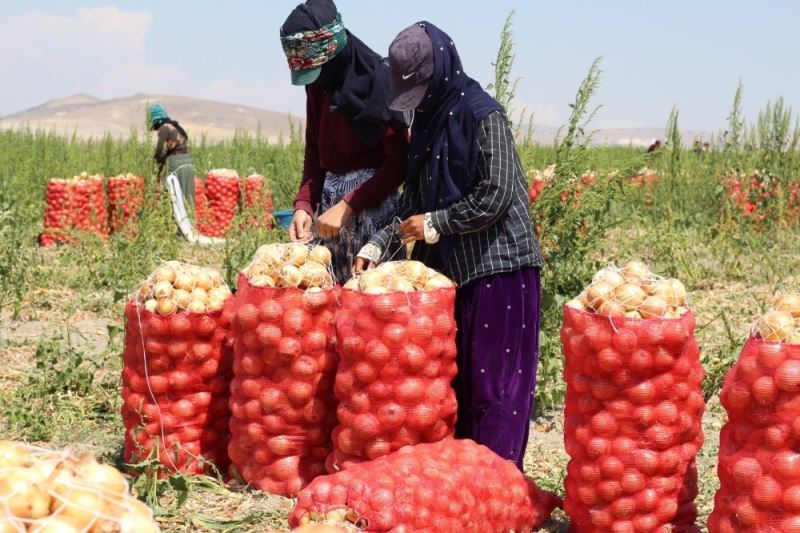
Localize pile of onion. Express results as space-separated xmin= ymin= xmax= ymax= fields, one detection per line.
xmin=0 ymin=440 xmax=159 ymax=532
xmin=567 ymin=261 xmax=689 ymax=319
xmin=242 ymin=243 xmax=334 ymax=290
xmin=133 ymin=261 xmax=231 ymax=316
xmin=343 ymin=261 xmax=454 ymax=294
xmin=753 ymin=292 xmax=800 ymax=344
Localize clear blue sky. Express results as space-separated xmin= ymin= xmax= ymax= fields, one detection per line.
xmin=0 ymin=1 xmax=798 ymax=131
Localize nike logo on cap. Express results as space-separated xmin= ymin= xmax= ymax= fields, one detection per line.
xmin=401 ymin=72 xmax=415 ymax=80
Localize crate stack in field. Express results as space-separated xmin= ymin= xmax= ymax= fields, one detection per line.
xmin=229 ymin=243 xmax=338 ymax=496
xmin=709 ymin=293 xmax=800 ymax=532
xmin=121 ymin=262 xmax=234 ymax=475
xmin=561 ymin=262 xmax=705 ymax=533
xmin=329 ymin=262 xmax=459 ymax=471
xmin=196 ymin=169 xmax=241 ymax=237
xmin=107 ymin=173 xmax=145 ymax=235
xmin=40 ymin=173 xmax=108 ymax=246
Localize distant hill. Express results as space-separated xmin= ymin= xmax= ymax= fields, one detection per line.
xmin=1 ymin=93 xmax=712 ymax=146
xmin=1 ymin=94 xmax=302 ymax=142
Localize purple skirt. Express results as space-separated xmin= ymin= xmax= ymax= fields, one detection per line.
xmin=453 ymin=267 xmax=541 ymax=470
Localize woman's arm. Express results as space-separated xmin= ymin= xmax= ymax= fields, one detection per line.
xmin=428 ymin=112 xmax=518 ymax=235
xmin=342 ymin=123 xmax=409 ymax=212
xmin=357 ymin=179 xmax=418 ymax=264
xmin=154 ymin=125 xmax=169 ymax=166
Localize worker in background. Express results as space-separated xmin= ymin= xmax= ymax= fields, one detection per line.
xmin=151 ymin=103 xmax=195 ymax=207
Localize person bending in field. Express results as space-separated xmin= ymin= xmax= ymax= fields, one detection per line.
xmin=151 ymin=103 xmax=194 ymax=207
xmin=280 ymin=0 xmax=408 ymax=283
xmin=354 ymin=22 xmax=544 ymax=471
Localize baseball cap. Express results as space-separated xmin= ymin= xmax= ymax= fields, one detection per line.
xmin=291 ymin=68 xmax=322 ymax=86
xmin=387 ymin=24 xmax=434 ymax=111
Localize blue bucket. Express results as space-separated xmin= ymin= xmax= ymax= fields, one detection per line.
xmin=274 ymin=209 xmax=294 ymax=229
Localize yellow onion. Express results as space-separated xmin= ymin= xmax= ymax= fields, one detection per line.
xmin=143 ymin=300 xmax=158 ymax=313
xmin=775 ymin=293 xmax=800 ymax=318
xmin=187 ymin=300 xmax=207 ymax=314
xmin=0 ymin=441 xmax=32 ymax=468
xmin=613 ymin=283 xmax=647 ymax=311
xmin=153 ymin=266 xmax=175 ymax=284
xmin=0 ymin=467 xmax=51 ymax=519
xmin=593 ymin=267 xmax=625 ymax=289
xmin=625 ymin=310 xmax=642 ymax=319
xmin=358 ymin=270 xmax=385 ymax=291
xmin=565 ymin=299 xmax=585 ymax=310
xmin=156 ymin=298 xmax=176 ymax=316
xmin=209 ymin=286 xmax=231 ymax=302
xmin=250 ymin=275 xmax=276 ymax=288
xmin=639 ymin=296 xmax=668 ymax=319
xmin=93 ymin=498 xmax=159 ymax=533
xmin=586 ymin=281 xmax=614 ymax=311
xmin=757 ymin=310 xmax=795 ymax=342
xmin=0 ymin=519 xmax=27 ymax=533
xmin=194 ymin=272 xmax=213 ymax=291
xmin=788 ymin=330 xmax=800 ymax=345
xmin=190 ymin=288 xmax=209 ymax=305
xmin=299 ymin=262 xmax=329 ymax=288
xmin=598 ymin=300 xmax=626 ymax=317
xmin=209 ymin=270 xmax=224 ymax=287
xmin=424 ymin=274 xmax=455 ymax=290
xmin=28 ymin=519 xmax=79 ymax=533
xmin=622 ymin=260 xmax=651 ymax=284
xmin=77 ymin=462 xmax=127 ymax=500
xmin=402 ymin=261 xmax=428 ymax=285
xmin=363 ymin=285 xmax=389 ymax=295
xmin=152 ymin=281 xmax=173 ymax=299
xmin=51 ymin=487 xmax=104 ymax=530
xmin=388 ymin=277 xmax=415 ymax=293
xmin=207 ymin=298 xmax=225 ymax=312
xmin=343 ymin=278 xmax=360 ymax=291
xmin=308 ymin=246 xmax=332 ymax=267
xmin=277 ymin=264 xmax=303 ymax=288
xmin=649 ymin=279 xmax=687 ymax=306
xmin=287 ymin=243 xmax=309 ymax=266
xmin=137 ymin=283 xmax=151 ymax=302
xmin=254 ymin=244 xmax=286 ymax=267
xmin=173 ymin=289 xmax=191 ymax=310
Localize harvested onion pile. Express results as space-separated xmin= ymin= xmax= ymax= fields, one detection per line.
xmin=242 ymin=243 xmax=334 ymax=290
xmin=0 ymin=440 xmax=159 ymax=532
xmin=133 ymin=261 xmax=231 ymax=315
xmin=567 ymin=261 xmax=689 ymax=319
xmin=343 ymin=261 xmax=454 ymax=294
xmin=753 ymin=293 xmax=800 ymax=344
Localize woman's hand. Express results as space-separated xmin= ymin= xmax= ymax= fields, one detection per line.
xmin=317 ymin=200 xmax=354 ymax=239
xmin=399 ymin=214 xmax=425 ymax=244
xmin=290 ymin=209 xmax=313 ymax=241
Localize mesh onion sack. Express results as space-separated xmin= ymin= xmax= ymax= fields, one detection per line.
xmin=107 ymin=174 xmax=145 ymax=236
xmin=561 ymin=262 xmax=705 ymax=532
xmin=229 ymin=243 xmax=337 ymax=496
xmin=0 ymin=440 xmax=160 ymax=532
xmin=121 ymin=262 xmax=234 ymax=475
xmin=40 ymin=174 xmax=108 ymax=247
xmin=330 ymin=261 xmax=458 ymax=472
xmin=242 ymin=174 xmax=274 ymax=231
xmin=289 ymin=438 xmax=561 ymax=532
xmin=708 ymin=293 xmax=800 ymax=532
xmin=196 ymin=169 xmax=240 ymax=238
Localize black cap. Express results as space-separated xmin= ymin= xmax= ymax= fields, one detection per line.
xmin=387 ymin=24 xmax=434 ymax=111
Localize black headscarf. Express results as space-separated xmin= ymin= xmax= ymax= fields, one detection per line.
xmin=153 ymin=118 xmax=189 ymax=141
xmin=282 ymin=0 xmax=403 ymax=146
xmin=407 ymin=22 xmax=504 ymax=213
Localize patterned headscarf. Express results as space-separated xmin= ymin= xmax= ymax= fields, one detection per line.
xmin=280 ymin=12 xmax=348 ymax=72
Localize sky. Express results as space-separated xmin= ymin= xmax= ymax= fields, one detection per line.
xmin=0 ymin=1 xmax=798 ymax=131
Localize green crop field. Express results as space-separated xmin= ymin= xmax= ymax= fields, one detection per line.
xmin=1 ymin=22 xmax=800 ymax=533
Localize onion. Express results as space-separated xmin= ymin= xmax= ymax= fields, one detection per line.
xmin=364 ymin=286 xmax=388 ymax=295
xmin=288 ymin=243 xmax=310 ymax=266
xmin=156 ymin=298 xmax=176 ymax=316
xmin=153 ymin=266 xmax=176 ymax=284
xmin=194 ymin=272 xmax=213 ymax=291
xmin=77 ymin=461 xmax=127 ymax=499
xmin=402 ymin=261 xmax=428 ymax=285
xmin=389 ymin=277 xmax=415 ymax=292
xmin=358 ymin=270 xmax=385 ymax=291
xmin=250 ymin=275 xmax=276 ymax=287
xmin=622 ymin=260 xmax=651 ymax=284
xmin=309 ymin=246 xmax=332 ymax=266
xmin=277 ymin=264 xmax=303 ymax=288
xmin=639 ymin=296 xmax=667 ymax=319
xmin=613 ymin=283 xmax=647 ymax=311
xmin=593 ymin=267 xmax=625 ymax=289
xmin=0 ymin=467 xmax=51 ymax=519
xmin=152 ymin=281 xmax=173 ymax=299
xmin=757 ymin=310 xmax=794 ymax=342
xmin=173 ymin=272 xmax=194 ymax=291
xmin=174 ymin=289 xmax=191 ymax=309
xmin=209 ymin=286 xmax=231 ymax=302
xmin=190 ymin=288 xmax=208 ymax=305
xmin=0 ymin=441 xmax=33 ymax=467
xmin=565 ymin=299 xmax=585 ymax=310
xmin=586 ymin=281 xmax=614 ymax=311
xmin=424 ymin=274 xmax=454 ymax=290
xmin=28 ymin=519 xmax=79 ymax=533
xmin=300 ymin=262 xmax=329 ymax=288
xmin=207 ymin=298 xmax=225 ymax=312
xmin=598 ymin=300 xmax=625 ymax=317
xmin=343 ymin=278 xmax=359 ymax=290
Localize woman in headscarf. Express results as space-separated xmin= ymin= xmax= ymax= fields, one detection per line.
xmin=355 ymin=22 xmax=545 ymax=471
xmin=280 ymin=0 xmax=408 ymax=283
xmin=150 ymin=103 xmax=194 ymax=206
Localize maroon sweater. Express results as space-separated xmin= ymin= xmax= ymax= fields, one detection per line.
xmin=294 ymin=84 xmax=408 ymax=215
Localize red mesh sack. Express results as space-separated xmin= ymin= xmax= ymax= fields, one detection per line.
xmin=107 ymin=174 xmax=144 ymax=235
xmin=121 ymin=263 xmax=234 ymax=475
xmin=561 ymin=307 xmax=705 ymax=532
xmin=196 ymin=170 xmax=240 ymax=237
xmin=40 ymin=175 xmax=108 ymax=246
xmin=242 ymin=174 xmax=274 ymax=230
xmin=330 ymin=283 xmax=458 ymax=472
xmin=228 ymin=275 xmax=338 ymax=496
xmin=709 ymin=294 xmax=800 ymax=532
xmin=289 ymin=438 xmax=561 ymax=532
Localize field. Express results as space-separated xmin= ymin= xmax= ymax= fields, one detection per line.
xmin=1 ymin=76 xmax=800 ymax=531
